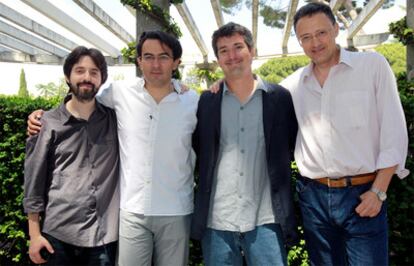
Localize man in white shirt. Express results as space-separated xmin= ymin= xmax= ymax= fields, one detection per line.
xmin=280 ymin=3 xmax=409 ymax=265
xmin=98 ymin=31 xmax=198 ymax=266
xmin=27 ymin=31 xmax=198 ymax=266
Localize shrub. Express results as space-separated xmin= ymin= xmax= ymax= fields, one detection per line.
xmin=387 ymin=73 xmax=414 ymax=265
xmin=375 ymin=43 xmax=407 ymax=75
xmin=255 ymin=55 xmax=310 ymax=84
xmin=0 ymin=96 xmax=59 ymax=265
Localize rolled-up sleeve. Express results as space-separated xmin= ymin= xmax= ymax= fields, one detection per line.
xmin=23 ymin=119 xmax=52 ymax=213
xmin=374 ymin=55 xmax=409 ymax=178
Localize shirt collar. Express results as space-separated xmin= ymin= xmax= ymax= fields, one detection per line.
xmin=303 ymin=46 xmax=354 ymax=79
xmin=223 ymin=74 xmax=268 ymax=96
xmin=59 ymin=93 xmax=105 ymax=124
xmin=140 ymin=78 xmax=181 ymax=93
xmin=338 ymin=47 xmax=354 ymax=68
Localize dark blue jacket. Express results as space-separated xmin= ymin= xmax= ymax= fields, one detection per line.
xmin=191 ymin=81 xmax=299 ymax=247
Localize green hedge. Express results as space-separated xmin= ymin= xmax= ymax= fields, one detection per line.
xmin=0 ymin=96 xmax=59 ymax=265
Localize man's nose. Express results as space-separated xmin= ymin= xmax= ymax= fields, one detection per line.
xmin=83 ymin=71 xmax=92 ymax=81
xmin=228 ymin=49 xmax=237 ymax=60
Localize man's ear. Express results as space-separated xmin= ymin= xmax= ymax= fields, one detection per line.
xmin=173 ymin=59 xmax=181 ymax=71
xmin=334 ymin=22 xmax=339 ymax=37
xmin=137 ymin=57 xmax=142 ymax=68
xmin=250 ymin=47 xmax=256 ymax=58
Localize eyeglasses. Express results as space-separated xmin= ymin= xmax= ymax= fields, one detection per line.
xmin=140 ymin=54 xmax=173 ymax=63
xmin=298 ymin=29 xmax=331 ymax=45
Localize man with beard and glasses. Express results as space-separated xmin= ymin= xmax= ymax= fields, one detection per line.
xmin=23 ymin=46 xmax=119 ymax=266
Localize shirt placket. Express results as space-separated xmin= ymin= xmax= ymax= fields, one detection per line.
xmin=85 ymin=121 xmax=98 ymax=220
xmin=319 ymin=74 xmax=334 ymax=176
xmin=143 ymin=102 xmax=159 ymax=214
xmin=237 ymin=102 xmax=247 ymax=231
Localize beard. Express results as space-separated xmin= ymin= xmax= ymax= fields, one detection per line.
xmin=68 ymin=81 xmax=99 ymax=102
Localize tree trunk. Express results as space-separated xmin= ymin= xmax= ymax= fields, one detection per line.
xmin=135 ymin=0 xmax=170 ymax=76
xmin=407 ymin=0 xmax=414 ymax=80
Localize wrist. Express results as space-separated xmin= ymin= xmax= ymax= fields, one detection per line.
xmin=370 ymin=187 xmax=387 ymax=201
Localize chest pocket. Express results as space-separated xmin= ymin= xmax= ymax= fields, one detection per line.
xmin=334 ymin=91 xmax=369 ymax=129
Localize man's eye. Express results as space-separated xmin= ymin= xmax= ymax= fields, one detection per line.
xmin=301 ymin=36 xmax=311 ymax=42
xmin=159 ymin=55 xmax=171 ymax=61
xmin=143 ymin=55 xmax=154 ymax=61
xmin=317 ymin=31 xmax=327 ymax=37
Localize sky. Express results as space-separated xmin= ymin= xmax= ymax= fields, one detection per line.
xmin=0 ymin=0 xmax=407 ymax=96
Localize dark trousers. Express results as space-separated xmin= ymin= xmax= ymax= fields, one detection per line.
xmin=43 ymin=234 xmax=117 ymax=266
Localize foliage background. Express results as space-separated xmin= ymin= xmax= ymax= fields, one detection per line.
xmin=0 ymin=97 xmax=59 ymax=265
xmin=0 ymin=43 xmax=412 ymax=265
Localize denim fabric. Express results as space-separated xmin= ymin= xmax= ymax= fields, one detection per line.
xmin=43 ymin=233 xmax=117 ymax=266
xmin=297 ymin=177 xmax=388 ymax=266
xmin=201 ymin=224 xmax=287 ymax=266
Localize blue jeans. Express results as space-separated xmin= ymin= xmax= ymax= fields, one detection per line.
xmin=201 ymin=224 xmax=287 ymax=266
xmin=297 ymin=177 xmax=388 ymax=266
xmin=43 ymin=233 xmax=117 ymax=266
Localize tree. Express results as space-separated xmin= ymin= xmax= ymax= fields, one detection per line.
xmin=36 ymin=78 xmax=68 ymax=99
xmin=219 ymin=0 xmax=396 ymax=30
xmin=220 ymin=0 xmax=286 ymax=29
xmin=18 ymin=68 xmax=29 ymax=97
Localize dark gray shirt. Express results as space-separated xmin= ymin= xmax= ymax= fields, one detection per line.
xmin=207 ymin=78 xmax=276 ymax=232
xmin=24 ymin=95 xmax=119 ymax=247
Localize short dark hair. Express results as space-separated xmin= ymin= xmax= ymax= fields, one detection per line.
xmin=136 ymin=30 xmax=182 ymax=60
xmin=212 ymin=22 xmax=254 ymax=58
xmin=293 ymin=3 xmax=336 ymax=32
xmin=63 ymin=46 xmax=108 ymax=84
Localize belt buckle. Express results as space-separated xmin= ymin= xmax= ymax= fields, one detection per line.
xmin=327 ymin=178 xmax=332 ymax=187
xmin=327 ymin=178 xmax=348 ymax=188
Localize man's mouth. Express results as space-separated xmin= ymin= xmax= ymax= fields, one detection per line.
xmin=78 ymin=82 xmax=95 ymax=89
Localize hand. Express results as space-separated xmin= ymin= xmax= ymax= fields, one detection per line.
xmin=28 ymin=235 xmax=54 ymax=264
xmin=355 ymin=190 xmax=382 ymax=217
xmin=209 ymin=79 xmax=223 ymax=94
xmin=172 ymin=79 xmax=189 ymax=94
xmin=180 ymin=83 xmax=189 ymax=93
xmin=27 ymin=110 xmax=44 ymax=136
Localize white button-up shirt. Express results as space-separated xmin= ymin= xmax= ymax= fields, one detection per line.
xmin=97 ymin=78 xmax=198 ymax=215
xmin=280 ymin=48 xmax=409 ymax=179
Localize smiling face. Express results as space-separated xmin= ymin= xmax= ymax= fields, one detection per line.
xmin=216 ymin=33 xmax=254 ymax=79
xmin=66 ymin=55 xmax=102 ymax=102
xmin=137 ymin=39 xmax=180 ymax=88
xmin=295 ymin=12 xmax=340 ymax=68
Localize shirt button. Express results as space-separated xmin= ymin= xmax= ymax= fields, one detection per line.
xmin=241 ymin=149 xmax=245 ymax=154
xmin=240 ymin=106 xmax=244 ymax=110
xmin=240 ymin=127 xmax=244 ymax=132
xmin=240 ymin=172 xmax=244 ymax=176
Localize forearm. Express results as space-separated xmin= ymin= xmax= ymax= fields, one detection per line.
xmin=373 ymin=165 xmax=397 ymax=192
xmin=28 ymin=213 xmax=42 ymax=238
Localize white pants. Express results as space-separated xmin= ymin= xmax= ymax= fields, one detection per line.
xmin=117 ymin=209 xmax=191 ymax=266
